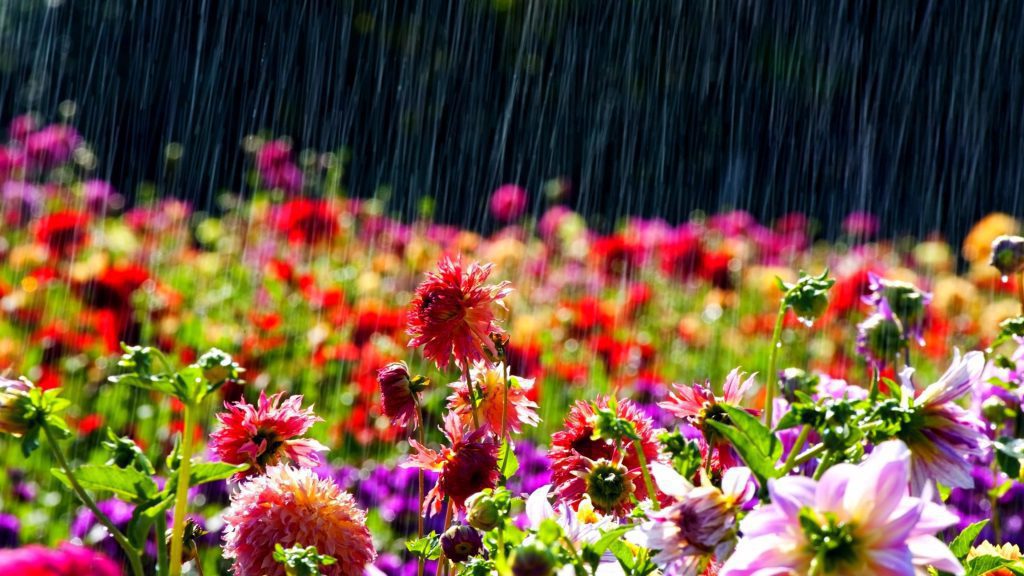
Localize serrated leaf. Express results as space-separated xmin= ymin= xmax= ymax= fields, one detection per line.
xmin=706 ymin=404 xmax=783 ymax=482
xmin=498 ymin=440 xmax=519 ymax=480
xmin=949 ymin=520 xmax=988 ymax=559
xmin=51 ymin=464 xmax=159 ymax=503
xmin=405 ymin=532 xmax=442 ymax=560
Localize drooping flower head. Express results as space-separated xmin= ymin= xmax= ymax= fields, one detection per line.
xmin=630 ymin=465 xmax=755 ymax=576
xmin=898 ymin=350 xmax=987 ymax=493
xmin=210 ymin=391 xmax=327 ymax=480
xmin=0 ymin=377 xmax=34 ymax=437
xmin=406 ymin=256 xmax=512 ymax=370
xmin=720 ymin=441 xmax=962 ymax=576
xmin=990 ymin=235 xmax=1024 ymax=277
xmin=222 ymin=465 xmax=376 ymax=576
xmin=447 ymin=361 xmax=540 ymax=437
xmin=402 ymin=411 xmax=500 ymax=516
xmin=864 ymin=274 xmax=932 ymax=345
xmin=376 ymin=361 xmax=424 ymax=430
xmin=659 ymin=369 xmax=756 ymax=470
xmin=548 ymin=397 xmax=661 ymax=514
xmin=856 ymin=299 xmax=906 ymax=370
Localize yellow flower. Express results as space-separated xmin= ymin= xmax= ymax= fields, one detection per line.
xmin=963 ymin=213 xmax=1019 ymax=263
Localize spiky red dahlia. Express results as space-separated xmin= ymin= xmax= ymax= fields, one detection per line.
xmin=210 ymin=391 xmax=327 ymax=479
xmin=222 ymin=465 xmax=375 ymax=576
xmin=548 ymin=397 xmax=662 ymax=514
xmin=406 ymin=256 xmax=512 ymax=370
xmin=402 ymin=411 xmax=500 ymax=516
xmin=447 ymin=361 xmax=539 ymax=437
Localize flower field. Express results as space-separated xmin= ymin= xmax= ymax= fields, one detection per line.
xmin=1 ymin=117 xmax=1023 ymax=575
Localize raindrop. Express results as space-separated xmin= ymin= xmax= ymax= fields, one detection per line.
xmin=1002 ymin=275 xmax=1010 ymax=283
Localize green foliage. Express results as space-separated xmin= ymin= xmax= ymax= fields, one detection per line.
xmin=272 ymin=543 xmax=337 ymax=576
xmin=706 ymin=404 xmax=783 ymax=483
xmin=406 ymin=532 xmax=442 ymax=560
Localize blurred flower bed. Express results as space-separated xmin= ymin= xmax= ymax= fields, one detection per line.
xmin=1 ymin=116 xmax=1024 ymax=575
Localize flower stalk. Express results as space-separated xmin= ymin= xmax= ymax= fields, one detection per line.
xmin=169 ymin=402 xmax=197 ymax=576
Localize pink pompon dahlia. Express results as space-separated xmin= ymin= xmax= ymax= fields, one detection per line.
xmin=223 ymin=465 xmax=376 ymax=576
xmin=447 ymin=361 xmax=540 ymax=437
xmin=548 ymin=397 xmax=662 ymax=514
xmin=659 ymin=369 xmax=757 ymax=470
xmin=401 ymin=411 xmax=500 ymax=516
xmin=899 ymin=349 xmax=987 ymax=493
xmin=406 ymin=256 xmax=512 ymax=370
xmin=720 ymin=441 xmax=962 ymax=576
xmin=210 ymin=391 xmax=327 ymax=479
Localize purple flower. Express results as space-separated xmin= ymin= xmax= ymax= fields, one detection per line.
xmin=23 ymin=124 xmax=81 ymax=171
xmin=71 ymin=499 xmax=136 ymax=563
xmin=0 ymin=514 xmax=19 ymax=549
xmin=864 ymin=273 xmax=932 ymax=345
xmin=843 ymin=211 xmax=879 ymax=238
xmin=720 ymin=441 xmax=962 ymax=576
xmin=899 ymin=350 xmax=987 ymax=493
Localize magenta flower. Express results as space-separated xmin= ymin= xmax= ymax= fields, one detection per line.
xmin=899 ymin=350 xmax=987 ymax=493
xmin=720 ymin=441 xmax=962 ymax=576
xmin=489 ymin=184 xmax=528 ymax=222
xmin=0 ymin=543 xmax=122 ymax=576
xmin=209 ymin=391 xmax=327 ymax=480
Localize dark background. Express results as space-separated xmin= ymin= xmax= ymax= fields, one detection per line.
xmin=2 ymin=0 xmax=1022 ymax=238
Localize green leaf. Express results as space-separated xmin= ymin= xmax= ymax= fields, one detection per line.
xmin=994 ymin=437 xmax=1024 ymax=479
xmin=706 ymin=404 xmax=783 ymax=481
xmin=949 ymin=520 xmax=988 ymax=559
xmin=160 ymin=462 xmax=247 ymax=497
xmin=498 ymin=440 xmax=519 ymax=480
xmin=51 ymin=464 xmax=159 ymax=503
xmin=405 ymin=532 xmax=442 ymax=560
xmin=965 ymin=555 xmax=1024 ymax=576
xmin=587 ymin=525 xmax=633 ymax=557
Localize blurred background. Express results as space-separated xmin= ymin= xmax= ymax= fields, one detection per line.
xmin=1 ymin=0 xmax=1021 ymax=238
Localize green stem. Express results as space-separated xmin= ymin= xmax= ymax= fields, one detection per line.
xmin=633 ymin=438 xmax=660 ymax=510
xmin=415 ymin=402 xmax=425 ymax=576
xmin=156 ymin=512 xmax=169 ymax=575
xmin=498 ymin=360 xmax=512 ymax=481
xmin=812 ymin=451 xmax=835 ymax=481
xmin=494 ymin=528 xmax=510 ymax=576
xmin=776 ymin=425 xmax=811 ymax=475
xmin=789 ymin=442 xmax=827 ymax=469
xmin=168 ymin=403 xmax=197 ymax=576
xmin=43 ymin=424 xmax=145 ymax=576
xmin=462 ymin=365 xmax=480 ymax=429
xmin=764 ymin=302 xmax=787 ymax=426
xmin=436 ymin=499 xmax=453 ymax=576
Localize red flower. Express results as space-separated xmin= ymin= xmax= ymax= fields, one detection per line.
xmin=406 ymin=256 xmax=511 ymax=370
xmin=272 ymin=199 xmax=339 ymax=244
xmin=210 ymin=391 xmax=327 ymax=480
xmin=376 ymin=361 xmax=420 ymax=430
xmin=402 ymin=411 xmax=499 ymax=516
xmin=548 ymin=397 xmax=661 ymax=514
xmin=35 ymin=211 xmax=89 ymax=255
xmin=75 ymin=264 xmax=149 ymax=310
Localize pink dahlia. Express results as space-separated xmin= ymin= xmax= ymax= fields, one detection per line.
xmin=659 ymin=369 xmax=757 ymax=470
xmin=0 ymin=543 xmax=122 ymax=576
xmin=406 ymin=256 xmax=512 ymax=370
xmin=402 ymin=411 xmax=500 ymax=515
xmin=223 ymin=465 xmax=375 ymax=576
xmin=548 ymin=397 xmax=662 ymax=514
xmin=447 ymin=361 xmax=540 ymax=437
xmin=489 ymin=184 xmax=528 ymax=222
xmin=630 ymin=465 xmax=755 ymax=576
xmin=720 ymin=441 xmax=962 ymax=576
xmin=899 ymin=350 xmax=987 ymax=493
xmin=210 ymin=391 xmax=327 ymax=479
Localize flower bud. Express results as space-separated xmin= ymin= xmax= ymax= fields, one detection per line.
xmin=981 ymin=396 xmax=1010 ymax=423
xmin=856 ymin=307 xmax=906 ymax=369
xmin=376 ymin=361 xmax=424 ymax=429
xmin=574 ymin=457 xmax=636 ymax=515
xmin=780 ymin=270 xmax=834 ymax=325
xmin=440 ymin=524 xmax=482 ymax=563
xmin=465 ymin=491 xmax=501 ymax=531
xmin=195 ymin=348 xmax=242 ymax=384
xmin=990 ymin=235 xmax=1024 ymax=276
xmin=0 ymin=378 xmax=34 ymax=436
xmin=511 ymin=541 xmax=555 ymax=576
